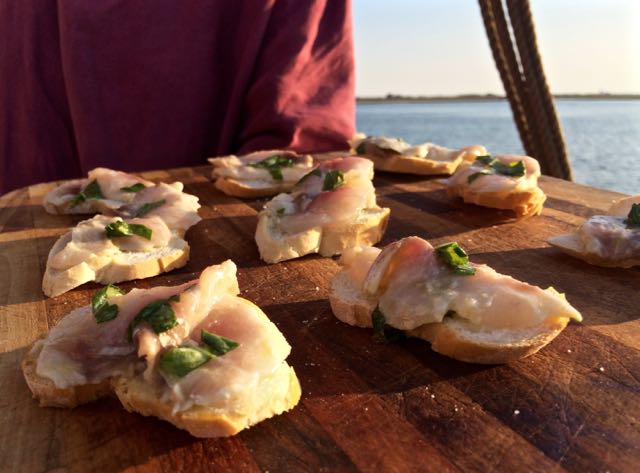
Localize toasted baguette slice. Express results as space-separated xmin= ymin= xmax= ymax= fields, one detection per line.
xmin=548 ymin=230 xmax=640 ymax=268
xmin=547 ymin=194 xmax=640 ymax=268
xmin=255 ymin=156 xmax=390 ymax=263
xmin=42 ymin=216 xmax=190 ymax=297
xmin=43 ymin=168 xmax=155 ymax=215
xmin=21 ymin=341 xmax=113 ymax=408
xmin=256 ymin=205 xmax=390 ymax=264
xmin=209 ymin=150 xmax=315 ymax=198
xmin=330 ymin=239 xmax=581 ymax=364
xmin=447 ymin=184 xmax=547 ymax=218
xmin=445 ymin=154 xmax=546 ymax=218
xmin=213 ymin=176 xmax=293 ymax=198
xmin=25 ymin=261 xmax=301 ymax=437
xmin=350 ymin=133 xmax=486 ymax=176
xmin=114 ymin=362 xmax=300 ymax=438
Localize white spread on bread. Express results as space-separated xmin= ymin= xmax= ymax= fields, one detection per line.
xmin=342 ymin=237 xmax=581 ymax=331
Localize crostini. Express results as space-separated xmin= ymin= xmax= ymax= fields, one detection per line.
xmin=24 ymin=261 xmax=301 ymax=437
xmin=209 ymin=150 xmax=315 ymax=198
xmin=330 ymin=237 xmax=581 ymax=364
xmin=43 ymin=181 xmax=201 ymax=297
xmin=548 ymin=194 xmax=640 ymax=268
xmin=255 ymin=157 xmax=390 ymax=263
xmin=445 ymin=153 xmax=546 ymax=218
xmin=350 ymin=133 xmax=486 ymax=175
xmin=43 ymin=168 xmax=156 ymax=215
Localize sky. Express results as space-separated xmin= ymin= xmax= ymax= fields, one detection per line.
xmin=353 ymin=0 xmax=640 ymax=96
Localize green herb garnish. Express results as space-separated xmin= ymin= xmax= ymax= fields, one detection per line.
xmin=120 ymin=183 xmax=146 ymax=193
xmin=159 ymin=347 xmax=213 ymax=378
xmin=158 ymin=330 xmax=239 ymax=377
xmin=467 ymin=155 xmax=526 ymax=183
xmin=249 ymin=154 xmax=295 ymax=181
xmin=624 ymin=203 xmax=640 ymax=227
xmin=105 ymin=219 xmax=152 ymax=240
xmin=92 ymin=284 xmax=124 ymax=323
xmin=127 ymin=297 xmax=179 ymax=341
xmin=201 ymin=329 xmax=239 ymax=356
xmin=135 ymin=199 xmax=166 ymax=217
xmin=70 ymin=180 xmax=104 ymax=208
xmin=492 ymin=160 xmax=526 ymax=176
xmin=276 ymin=208 xmax=285 ymax=216
xmin=356 ymin=142 xmax=367 ymax=155
xmin=372 ymin=307 xmax=405 ymax=342
xmin=322 ymin=170 xmax=345 ymax=191
xmin=434 ymin=242 xmax=476 ymax=276
xmin=475 ymin=155 xmax=493 ymax=165
xmin=296 ymin=168 xmax=322 ymax=185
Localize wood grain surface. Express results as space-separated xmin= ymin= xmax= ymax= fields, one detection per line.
xmin=1 ymin=166 xmax=639 ymax=473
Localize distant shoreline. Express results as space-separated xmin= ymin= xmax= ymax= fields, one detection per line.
xmin=357 ymin=93 xmax=640 ymax=104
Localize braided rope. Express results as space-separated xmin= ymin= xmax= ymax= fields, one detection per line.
xmin=506 ymin=0 xmax=573 ymax=179
xmin=478 ymin=0 xmax=572 ymax=179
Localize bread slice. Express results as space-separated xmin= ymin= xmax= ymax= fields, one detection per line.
xmin=445 ymin=154 xmax=546 ymax=218
xmin=255 ymin=205 xmax=390 ymax=264
xmin=350 ymin=134 xmax=487 ymax=176
xmin=548 ymin=233 xmax=640 ymax=268
xmin=43 ymin=168 xmax=155 ymax=215
xmin=25 ymin=261 xmax=301 ymax=437
xmin=407 ymin=316 xmax=570 ymax=364
xmin=114 ymin=363 xmax=300 ymax=438
xmin=213 ymin=176 xmax=293 ymax=199
xmin=209 ymin=150 xmax=314 ymax=198
xmin=330 ymin=239 xmax=580 ymax=364
xmin=447 ymin=184 xmax=547 ymax=218
xmin=42 ymin=228 xmax=190 ymax=297
xmin=21 ymin=341 xmax=113 ymax=408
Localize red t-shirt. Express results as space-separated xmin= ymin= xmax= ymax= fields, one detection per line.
xmin=0 ymin=0 xmax=355 ymax=194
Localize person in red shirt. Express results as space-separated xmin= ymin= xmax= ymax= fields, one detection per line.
xmin=0 ymin=0 xmax=355 ymax=194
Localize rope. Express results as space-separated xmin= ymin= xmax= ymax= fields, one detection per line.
xmin=478 ymin=0 xmax=573 ymax=179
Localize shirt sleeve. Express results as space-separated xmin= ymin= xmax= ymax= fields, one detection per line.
xmin=235 ymin=0 xmax=356 ymax=154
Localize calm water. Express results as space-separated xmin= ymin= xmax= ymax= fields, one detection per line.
xmin=356 ymin=100 xmax=640 ymax=195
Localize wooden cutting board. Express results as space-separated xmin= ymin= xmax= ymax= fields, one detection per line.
xmin=1 ymin=166 xmax=639 ymax=473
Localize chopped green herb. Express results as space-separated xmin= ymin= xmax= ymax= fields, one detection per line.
xmin=249 ymin=154 xmax=295 ymax=181
xmin=435 ymin=242 xmax=476 ymax=276
xmin=355 ymin=142 xmax=367 ymax=155
xmin=201 ymin=329 xmax=239 ymax=356
xmin=135 ymin=199 xmax=166 ymax=217
xmin=105 ymin=219 xmax=152 ymax=240
xmin=469 ymin=155 xmax=526 ymax=182
xmin=372 ymin=307 xmax=405 ymax=342
xmin=322 ymin=170 xmax=345 ymax=191
xmin=296 ymin=168 xmax=322 ymax=185
xmin=624 ymin=203 xmax=640 ymax=227
xmin=492 ymin=160 xmax=526 ymax=177
xmin=127 ymin=297 xmax=179 ymax=341
xmin=276 ymin=207 xmax=286 ymax=216
xmin=70 ymin=180 xmax=104 ymax=208
xmin=475 ymin=155 xmax=493 ymax=165
xmin=120 ymin=183 xmax=146 ymax=193
xmin=159 ymin=347 xmax=213 ymax=378
xmin=92 ymin=284 xmax=124 ymax=323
